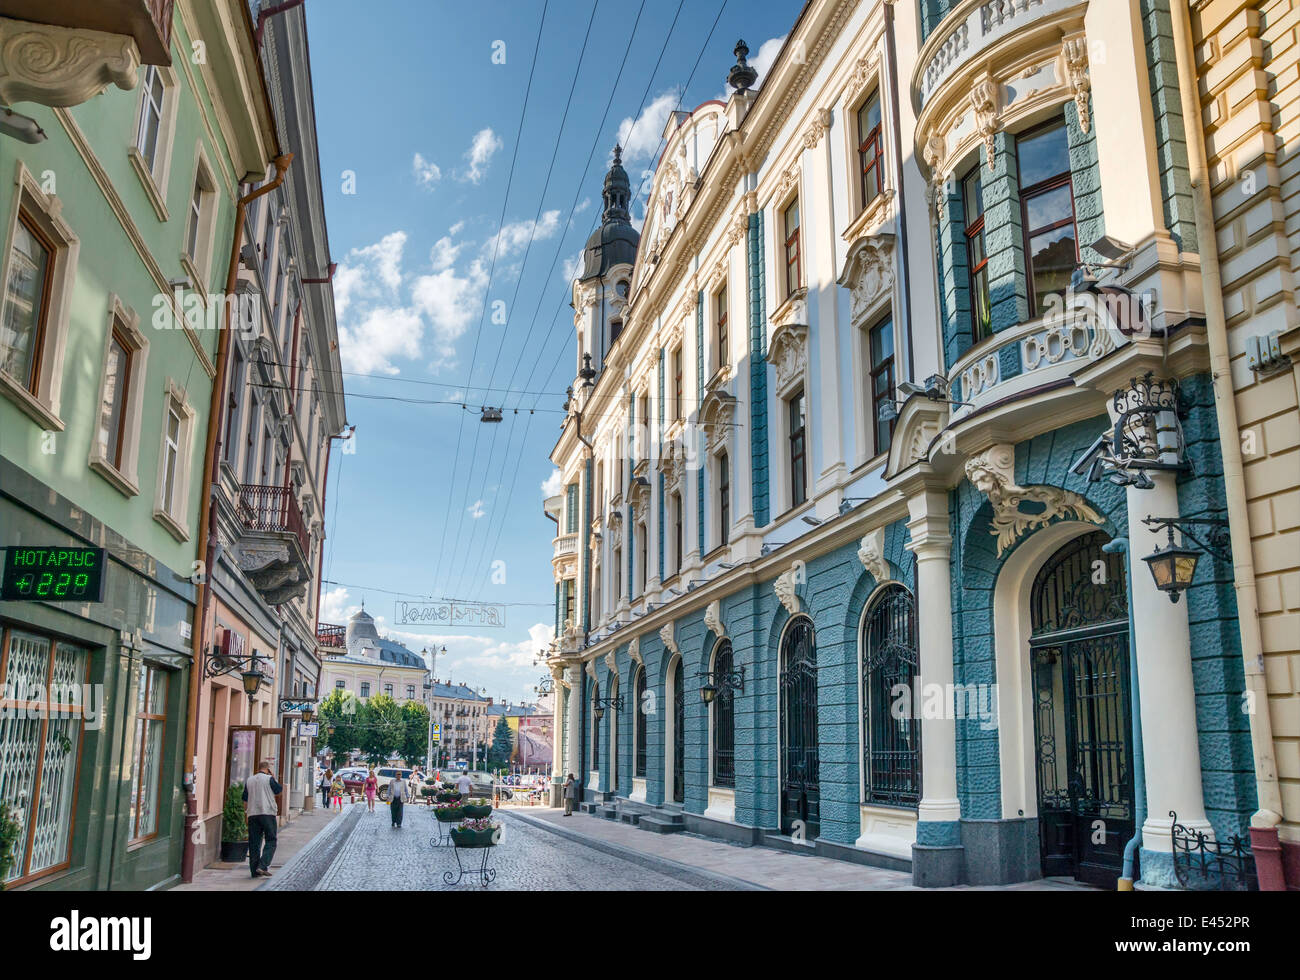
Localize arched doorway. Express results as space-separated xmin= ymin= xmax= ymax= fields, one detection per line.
xmin=779 ymin=615 xmax=818 ymax=838
xmin=672 ymin=658 xmax=685 ymax=803
xmin=1030 ymin=530 xmax=1133 ymax=887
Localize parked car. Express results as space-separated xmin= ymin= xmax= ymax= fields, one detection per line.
xmin=375 ymin=766 xmax=415 ymax=801
xmin=334 ymin=767 xmax=368 ymax=795
xmin=463 ymin=770 xmax=495 ymax=800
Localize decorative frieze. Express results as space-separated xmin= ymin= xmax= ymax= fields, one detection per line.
xmin=965 ymin=443 xmax=1103 ymax=556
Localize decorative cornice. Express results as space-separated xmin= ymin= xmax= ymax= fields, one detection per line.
xmin=965 ymin=443 xmax=1104 ymax=556
xmin=704 ymin=600 xmax=726 ymax=641
xmin=0 ymin=20 xmax=140 ymax=108
xmin=857 ymin=528 xmax=892 ymax=584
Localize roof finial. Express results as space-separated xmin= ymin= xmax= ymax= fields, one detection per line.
xmin=728 ymin=38 xmax=758 ymax=92
xmin=613 ymin=143 xmax=622 ymax=165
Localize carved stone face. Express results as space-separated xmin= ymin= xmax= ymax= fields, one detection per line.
xmin=966 ymin=460 xmax=998 ymax=496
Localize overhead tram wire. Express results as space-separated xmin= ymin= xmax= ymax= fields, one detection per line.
xmin=447 ymin=0 xmax=601 ymax=600
xmin=437 ymin=0 xmax=650 ymax=601
xmin=527 ymin=0 xmax=731 ymax=417
xmin=428 ymin=0 xmax=550 ymax=597
xmin=456 ymin=0 xmax=733 ymax=604
xmin=320 ymin=579 xmax=552 ymax=607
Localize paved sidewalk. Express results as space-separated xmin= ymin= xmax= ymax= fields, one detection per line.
xmin=511 ymin=808 xmax=1097 ymax=891
xmin=172 ymin=803 xmax=346 ymax=891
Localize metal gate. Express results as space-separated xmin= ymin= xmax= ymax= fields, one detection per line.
xmin=1030 ymin=532 xmax=1133 ymax=887
xmin=862 ymin=585 xmax=921 ymax=806
xmin=779 ymin=616 xmax=818 ymax=838
xmin=672 ymin=659 xmax=685 ymax=803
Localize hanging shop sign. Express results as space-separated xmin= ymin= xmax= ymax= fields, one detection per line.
xmin=1 ymin=546 xmax=107 ymax=602
xmin=394 ymin=600 xmax=506 ymax=628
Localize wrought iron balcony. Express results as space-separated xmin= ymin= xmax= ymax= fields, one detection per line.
xmin=316 ymin=623 xmax=346 ymax=650
xmin=233 ymin=484 xmax=312 ymax=605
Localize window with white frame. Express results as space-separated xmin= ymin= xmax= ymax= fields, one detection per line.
xmin=89 ymin=296 xmax=149 ymax=495
xmin=129 ymin=664 xmax=170 ymax=843
xmin=783 ymin=197 xmax=802 ymax=298
xmin=717 ymin=449 xmax=731 ymax=547
xmin=130 ymin=65 xmax=179 ymax=217
xmin=788 ymin=388 xmax=808 ymax=508
xmin=713 ymin=282 xmax=729 ymax=374
xmin=0 ymin=165 xmax=79 ymax=427
xmin=182 ymin=151 xmax=218 ymax=290
xmin=154 ymin=383 xmax=195 ymax=540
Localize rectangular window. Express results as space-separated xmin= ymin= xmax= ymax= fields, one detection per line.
xmin=135 ymin=66 xmax=166 ymax=173
xmin=714 ymin=283 xmax=728 ymax=371
xmin=563 ymin=579 xmax=576 ymax=628
xmin=1016 ymin=118 xmax=1078 ymax=316
xmin=1 ymin=213 xmax=54 ymax=393
xmin=789 ymin=388 xmax=807 ymax=507
xmin=673 ymin=492 xmax=683 ymax=577
xmin=162 ymin=403 xmax=182 ymax=515
xmin=384 ymin=683 xmax=393 ymax=698
xmin=858 ymin=90 xmax=885 ymax=210
xmin=360 ymin=682 xmax=370 ymax=698
xmin=672 ymin=346 xmax=683 ymax=421
xmin=98 ymin=329 xmax=132 ymax=470
xmin=869 ymin=318 xmax=896 ymax=456
xmin=406 ymin=685 xmax=415 ymax=701
xmin=718 ymin=450 xmax=730 ymax=546
xmin=963 ymin=169 xmax=991 ymax=342
xmin=185 ymin=179 xmax=204 ymax=263
xmin=783 ymin=198 xmax=801 ymax=297
xmin=1 ymin=631 xmax=88 ymax=885
xmin=129 ymin=664 xmax=169 ymax=843
xmin=224 ymin=349 xmax=243 ymax=466
xmin=335 ymin=679 xmax=345 ymax=690
xmin=639 ymin=392 xmax=649 ymax=460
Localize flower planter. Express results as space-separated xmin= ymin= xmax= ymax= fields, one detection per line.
xmin=461 ymin=804 xmax=492 ymax=819
xmin=220 ymin=840 xmax=249 ymax=862
xmin=434 ymin=808 xmax=464 ymax=822
xmin=450 ymin=827 xmax=499 ymax=848
xmin=419 ymin=787 xmax=436 ymax=798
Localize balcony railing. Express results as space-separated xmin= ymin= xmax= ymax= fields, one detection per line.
xmin=238 ymin=484 xmax=310 ymax=558
xmin=553 ymin=533 xmax=578 ymax=561
xmin=316 ymin=623 xmax=346 ymax=649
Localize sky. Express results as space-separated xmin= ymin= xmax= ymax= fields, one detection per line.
xmin=304 ymin=0 xmax=799 ymax=704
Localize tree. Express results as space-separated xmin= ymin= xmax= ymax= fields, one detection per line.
xmin=400 ymin=700 xmax=431 ymax=767
xmin=360 ymin=694 xmax=404 ymax=764
xmin=489 ymin=716 xmax=514 ymax=767
xmin=318 ymin=689 xmax=362 ymax=767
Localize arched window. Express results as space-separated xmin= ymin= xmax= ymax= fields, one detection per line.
xmin=634 ymin=666 xmax=647 ymax=778
xmin=861 ymin=584 xmax=920 ymax=806
xmin=712 ymin=640 xmax=735 ymax=788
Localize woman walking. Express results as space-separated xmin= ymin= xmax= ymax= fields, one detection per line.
xmin=363 ymin=767 xmax=379 ymax=813
xmin=330 ymin=774 xmax=344 ymax=809
xmin=319 ymin=768 xmax=332 ymax=809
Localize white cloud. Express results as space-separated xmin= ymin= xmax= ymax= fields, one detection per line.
xmin=541 ymin=468 xmax=563 ymax=498
xmin=410 ymin=258 xmax=490 ymax=366
xmin=337 ymin=306 xmax=424 ymax=376
xmin=483 ymin=209 xmax=561 ymax=259
xmin=750 ymin=35 xmax=786 ymax=87
xmin=334 ymin=230 xmax=407 ymax=322
xmin=616 ymin=88 xmax=681 ymax=165
xmin=468 ymin=499 xmax=486 ymax=519
xmin=320 ymin=586 xmax=357 ymax=624
xmin=412 ymin=152 xmax=441 ymax=189
xmin=430 ymin=235 xmax=462 ymax=271
xmin=561 ymin=249 xmax=584 ymax=284
xmin=461 ymin=128 xmax=503 ymax=184
xmin=448 ymin=220 xmax=465 ymax=236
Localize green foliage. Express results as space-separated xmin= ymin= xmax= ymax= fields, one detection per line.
xmin=488 ymin=716 xmax=514 ymax=766
xmin=360 ymin=694 xmax=403 ymax=764
xmin=0 ymin=801 xmax=23 ymax=887
xmin=399 ymin=700 xmax=431 ymax=766
xmin=221 ymin=785 xmax=247 ymax=842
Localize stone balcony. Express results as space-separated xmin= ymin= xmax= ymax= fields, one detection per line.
xmin=233 ymin=483 xmax=313 ymax=606
xmin=0 ymin=0 xmax=173 ymax=108
xmin=553 ymin=533 xmax=579 ymax=561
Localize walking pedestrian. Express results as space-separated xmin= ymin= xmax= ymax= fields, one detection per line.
xmin=330 ymin=774 xmax=344 ymax=809
xmin=318 ymin=767 xmax=332 ymax=809
xmin=563 ymin=773 xmax=577 ymax=816
xmin=364 ymin=767 xmax=378 ymax=813
xmin=388 ymin=771 xmax=406 ymax=827
xmin=243 ymin=760 xmax=281 ymax=878
xmin=455 ymin=769 xmax=472 ymax=800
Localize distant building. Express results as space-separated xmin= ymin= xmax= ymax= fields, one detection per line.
xmin=320 ymin=606 xmax=431 ymax=706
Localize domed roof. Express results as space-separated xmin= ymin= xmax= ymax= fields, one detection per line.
xmin=345 ymin=603 xmax=381 ymax=654
xmin=580 ymin=144 xmax=639 ymax=282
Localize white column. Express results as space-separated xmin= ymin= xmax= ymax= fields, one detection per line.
xmin=1126 ymin=470 xmax=1211 ymax=848
xmin=564 ymin=667 xmax=582 ymax=779
xmin=906 ymin=489 xmax=961 ymax=824
xmin=807 ymin=110 xmax=847 ymax=498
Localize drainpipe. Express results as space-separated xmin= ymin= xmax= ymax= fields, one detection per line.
xmin=181 ymin=154 xmax=294 ymax=884
xmin=1103 ymin=537 xmax=1145 ymax=890
xmin=1169 ymin=2 xmax=1284 ymax=885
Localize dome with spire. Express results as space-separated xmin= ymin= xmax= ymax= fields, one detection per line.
xmin=580 ymin=144 xmax=640 ymax=281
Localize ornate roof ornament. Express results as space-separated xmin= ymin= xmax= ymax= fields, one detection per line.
xmin=728 ymin=39 xmax=759 ymax=92
xmin=704 ymin=600 xmax=726 ymax=640
xmin=965 ymin=444 xmax=1104 ymax=556
xmin=858 ymin=528 xmax=893 ymax=584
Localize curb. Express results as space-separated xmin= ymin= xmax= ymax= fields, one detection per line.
xmin=501 ymin=809 xmax=769 ymax=891
xmin=261 ymin=805 xmax=362 ymax=891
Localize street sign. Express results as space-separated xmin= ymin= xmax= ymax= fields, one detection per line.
xmin=279 ymin=698 xmax=317 ymax=714
xmin=2 ymin=546 xmax=106 ymax=602
xmin=298 ymin=722 xmax=318 ymax=737
xmin=456 ymin=760 xmax=468 ymax=770
xmin=430 ymin=722 xmax=441 ymax=744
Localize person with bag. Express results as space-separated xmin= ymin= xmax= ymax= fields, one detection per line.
xmin=318 ymin=767 xmax=332 ymax=809
xmin=388 ymin=771 xmax=406 ymax=827
xmin=563 ymin=773 xmax=577 ymax=816
xmin=242 ymin=761 xmax=281 ymax=878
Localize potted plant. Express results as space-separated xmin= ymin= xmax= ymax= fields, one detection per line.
xmin=220 ymin=785 xmax=249 ymax=862
xmin=461 ymin=798 xmax=493 ymax=819
xmin=433 ymin=801 xmax=464 ymax=823
xmin=450 ymin=816 xmax=501 ymax=848
xmin=0 ymin=801 xmax=23 ymax=888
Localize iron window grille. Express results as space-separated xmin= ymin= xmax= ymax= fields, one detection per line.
xmin=861 ymin=585 xmax=920 ymax=806
xmin=712 ymin=641 xmax=736 ymax=787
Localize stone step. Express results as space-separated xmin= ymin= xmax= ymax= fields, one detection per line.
xmin=762 ymin=832 xmax=816 ymax=854
xmin=618 ymin=811 xmax=641 ymax=826
xmin=638 ymin=813 xmax=685 ymax=834
xmin=578 ymin=801 xmax=599 ymax=815
xmin=596 ymin=804 xmax=620 ymax=821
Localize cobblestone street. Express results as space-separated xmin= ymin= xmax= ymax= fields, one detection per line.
xmin=264 ymin=803 xmax=749 ymax=891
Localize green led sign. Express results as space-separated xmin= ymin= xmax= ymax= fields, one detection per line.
xmin=2 ymin=546 xmax=106 ymax=602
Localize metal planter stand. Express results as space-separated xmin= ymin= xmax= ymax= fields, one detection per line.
xmin=443 ymin=833 xmax=500 ymax=886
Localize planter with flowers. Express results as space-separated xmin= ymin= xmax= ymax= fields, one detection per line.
xmin=461 ymin=799 xmax=493 ymax=819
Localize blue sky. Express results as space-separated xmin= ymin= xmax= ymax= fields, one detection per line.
xmin=305 ymin=0 xmax=798 ymax=703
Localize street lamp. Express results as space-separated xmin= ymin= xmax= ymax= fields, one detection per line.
xmin=240 ymin=661 xmax=265 ymax=704
xmin=301 ymin=705 xmax=314 ymax=725
xmin=1141 ymin=515 xmax=1230 ymax=603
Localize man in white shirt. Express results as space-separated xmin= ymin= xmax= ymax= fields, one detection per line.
xmin=242 ymin=761 xmax=282 ymax=878
xmin=456 ymin=770 xmax=473 ymax=799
